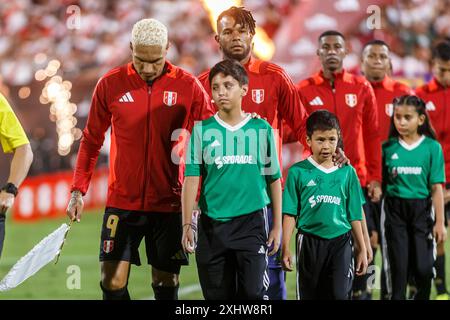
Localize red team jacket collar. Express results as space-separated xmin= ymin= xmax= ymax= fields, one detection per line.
xmin=370 ymin=75 xmax=395 ymax=90
xmin=316 ymin=69 xmax=350 ymax=86
xmin=429 ymin=77 xmax=446 ymax=92
xmin=243 ymin=56 xmax=263 ymax=73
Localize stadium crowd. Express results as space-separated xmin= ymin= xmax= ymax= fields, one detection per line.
xmin=0 ymin=0 xmax=297 ymax=176
xmin=0 ymin=0 xmax=297 ymax=87
xmin=345 ymin=0 xmax=449 ymax=79
xmin=0 ymin=0 xmax=448 ymax=174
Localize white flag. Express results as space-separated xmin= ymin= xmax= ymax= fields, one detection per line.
xmin=0 ymin=223 xmax=70 ymax=291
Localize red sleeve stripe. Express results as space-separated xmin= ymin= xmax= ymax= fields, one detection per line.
xmin=266 ymin=65 xmax=296 ymax=88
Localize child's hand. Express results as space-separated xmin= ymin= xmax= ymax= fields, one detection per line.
xmin=267 ymin=228 xmax=281 ymax=256
xmin=355 ymin=249 xmax=368 ymax=276
xmin=367 ymin=180 xmax=382 ymax=203
xmin=181 ymin=225 xmax=196 ymax=254
xmin=281 ymin=249 xmax=293 ymax=272
xmin=434 ymin=223 xmax=447 ymax=244
xmin=248 ymin=112 xmax=267 ymax=121
xmin=365 ymin=239 xmax=373 ymax=264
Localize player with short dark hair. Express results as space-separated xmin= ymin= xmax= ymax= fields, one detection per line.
xmin=282 ymin=110 xmax=368 ymax=300
xmin=381 ymin=95 xmax=447 ymax=300
xmin=319 ymin=30 xmax=346 ymax=42
xmin=183 ymin=59 xmax=282 ymax=300
xmin=361 ymin=40 xmax=414 ymax=142
xmin=416 ymin=40 xmax=450 ymax=300
xmin=298 ymin=30 xmax=381 ymax=198
xmin=66 ymin=18 xmax=215 ymax=300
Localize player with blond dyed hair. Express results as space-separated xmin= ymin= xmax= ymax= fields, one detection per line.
xmin=66 ymin=18 xmax=214 ymax=300
xmin=131 ymin=18 xmax=168 ymax=47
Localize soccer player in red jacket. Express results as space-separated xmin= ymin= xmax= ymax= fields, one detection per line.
xmin=65 ymin=19 xmax=214 ymax=300
xmin=360 ymin=39 xmax=414 ymax=300
xmin=297 ymin=31 xmax=382 ymax=197
xmin=416 ymin=40 xmax=450 ymax=300
xmin=297 ymin=30 xmax=382 ymax=299
xmin=197 ymin=6 xmax=308 ymax=300
xmin=362 ymin=40 xmax=414 ymax=142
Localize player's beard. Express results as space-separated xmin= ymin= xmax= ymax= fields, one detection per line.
xmin=222 ymin=45 xmax=252 ymax=63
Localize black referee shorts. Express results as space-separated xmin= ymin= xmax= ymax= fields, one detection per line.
xmin=381 ymin=197 xmax=434 ymax=300
xmin=99 ymin=207 xmax=188 ymax=274
xmin=296 ymin=231 xmax=354 ymax=300
xmin=195 ymin=208 xmax=269 ymax=300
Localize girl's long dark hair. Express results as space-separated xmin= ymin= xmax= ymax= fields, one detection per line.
xmin=388 ymin=95 xmax=437 ymax=140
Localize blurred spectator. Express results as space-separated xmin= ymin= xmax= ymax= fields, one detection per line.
xmin=346 ymin=0 xmax=448 ymax=78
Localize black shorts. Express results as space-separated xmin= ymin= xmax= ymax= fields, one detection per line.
xmin=296 ymin=231 xmax=353 ymax=300
xmin=363 ymin=188 xmax=381 ymax=237
xmin=381 ymin=197 xmax=434 ymax=300
xmin=195 ymin=208 xmax=269 ymax=300
xmin=99 ymin=207 xmax=188 ymax=274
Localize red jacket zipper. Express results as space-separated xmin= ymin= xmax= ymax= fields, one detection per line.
xmin=142 ymin=84 xmax=152 ymax=210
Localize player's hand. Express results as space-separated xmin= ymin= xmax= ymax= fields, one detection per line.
xmin=370 ymin=231 xmax=379 ymax=250
xmin=267 ymin=227 xmax=281 ymax=256
xmin=0 ymin=191 xmax=15 ymax=215
xmin=366 ymin=241 xmax=373 ymax=264
xmin=434 ymin=223 xmax=447 ymax=244
xmin=281 ymin=249 xmax=293 ymax=272
xmin=181 ymin=224 xmax=195 ymax=254
xmin=367 ymin=180 xmax=382 ymax=203
xmin=66 ymin=190 xmax=84 ymax=222
xmin=332 ymin=147 xmax=349 ymax=168
xmin=355 ymin=249 xmax=368 ymax=276
xmin=248 ymin=112 xmax=267 ymax=121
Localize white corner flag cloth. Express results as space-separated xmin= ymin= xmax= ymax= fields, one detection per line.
xmin=0 ymin=223 xmax=70 ymax=291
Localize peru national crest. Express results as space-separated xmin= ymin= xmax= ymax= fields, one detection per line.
xmin=345 ymin=94 xmax=357 ymax=108
xmin=385 ymin=103 xmax=394 ymax=116
xmin=163 ymin=91 xmax=177 ymax=106
xmin=252 ymin=89 xmax=264 ymax=104
xmin=103 ymin=240 xmax=114 ymax=253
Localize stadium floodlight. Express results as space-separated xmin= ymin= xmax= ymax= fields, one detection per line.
xmin=0 ymin=223 xmax=71 ymax=291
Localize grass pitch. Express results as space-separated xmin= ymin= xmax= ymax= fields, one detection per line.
xmin=0 ymin=210 xmax=448 ymax=300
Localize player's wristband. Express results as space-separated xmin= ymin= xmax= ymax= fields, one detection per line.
xmin=182 ymin=223 xmax=196 ymax=231
xmin=1 ymin=182 xmax=18 ymax=197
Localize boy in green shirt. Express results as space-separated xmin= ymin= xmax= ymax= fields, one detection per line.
xmin=281 ymin=110 xmax=367 ymax=299
xmin=181 ymin=59 xmax=282 ymax=300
